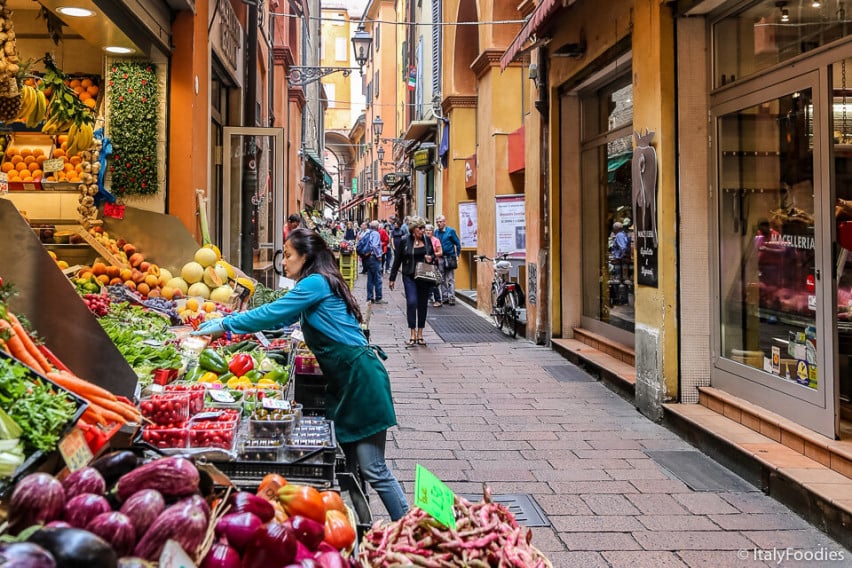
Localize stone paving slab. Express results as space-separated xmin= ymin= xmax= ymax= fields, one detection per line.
xmin=348 ymin=276 xmax=848 ymax=565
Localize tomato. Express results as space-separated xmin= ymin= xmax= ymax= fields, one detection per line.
xmin=277 ymin=484 xmax=326 ymax=524
xmin=320 ymin=490 xmax=346 ymax=514
xmin=323 ymin=509 xmax=355 ymax=551
xmin=257 ymin=474 xmax=288 ymax=502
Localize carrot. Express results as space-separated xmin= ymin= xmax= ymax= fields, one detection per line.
xmin=92 ymin=405 xmax=126 ymax=426
xmin=7 ymin=313 xmax=52 ymax=374
xmin=46 ymin=371 xmax=118 ymax=403
xmin=82 ymin=406 xmax=108 ymax=427
xmin=0 ymin=319 xmax=44 ymax=371
xmin=86 ymin=395 xmax=140 ymax=422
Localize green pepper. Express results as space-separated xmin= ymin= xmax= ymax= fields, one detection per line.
xmin=262 ymin=369 xmax=286 ymax=384
xmin=199 ymin=348 xmax=229 ymax=374
xmin=183 ymin=365 xmax=206 ymax=382
xmin=242 ymin=369 xmax=263 ymax=383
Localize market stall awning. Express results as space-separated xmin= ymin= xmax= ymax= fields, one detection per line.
xmin=403 ymin=120 xmax=437 ymax=143
xmin=500 ymin=0 xmax=577 ymax=70
xmin=322 ymin=191 xmax=339 ymax=206
xmin=305 ymin=149 xmax=334 ymax=188
xmin=339 ymin=194 xmax=369 ymax=212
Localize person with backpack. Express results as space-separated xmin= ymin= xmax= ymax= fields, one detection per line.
xmin=357 ymin=221 xmax=386 ymax=304
xmin=434 ymin=215 xmax=462 ymax=305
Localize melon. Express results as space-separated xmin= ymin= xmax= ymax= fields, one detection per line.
xmin=165 ymin=277 xmax=189 ymax=295
xmin=181 ymin=261 xmax=205 ymax=284
xmin=187 ymin=282 xmax=211 ymax=299
xmin=194 ymin=247 xmax=218 ymax=268
xmin=159 ymin=268 xmax=173 ymax=283
xmin=210 ymin=285 xmax=234 ymax=304
xmin=216 ymin=260 xmax=235 ymax=280
xmin=203 ymin=243 xmax=222 ymax=261
xmin=203 ymin=264 xmax=229 ymax=288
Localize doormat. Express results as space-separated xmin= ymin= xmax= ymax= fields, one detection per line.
xmin=426 ymin=313 xmax=514 ymax=343
xmin=645 ymin=450 xmax=756 ymax=492
xmin=543 ymin=365 xmax=595 ymax=382
xmin=458 ymin=493 xmax=550 ymax=527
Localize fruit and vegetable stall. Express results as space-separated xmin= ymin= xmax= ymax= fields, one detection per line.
xmin=0 ymin=199 xmax=554 ymax=566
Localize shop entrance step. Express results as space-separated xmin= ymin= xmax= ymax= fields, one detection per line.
xmin=542 ymin=364 xmax=595 ymax=383
xmin=458 ymin=493 xmax=550 ymax=527
xmin=644 ymin=449 xmax=756 ymax=492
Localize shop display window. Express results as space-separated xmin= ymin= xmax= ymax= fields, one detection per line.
xmin=714 ymin=0 xmax=851 ymax=90
xmin=718 ymin=89 xmax=818 ymax=389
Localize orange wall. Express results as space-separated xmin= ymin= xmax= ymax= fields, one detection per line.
xmin=169 ymin=0 xmax=210 ymax=241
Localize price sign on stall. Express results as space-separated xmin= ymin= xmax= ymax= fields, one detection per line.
xmin=59 ymin=428 xmax=94 ymax=472
xmin=254 ymin=332 xmax=271 ymax=348
xmin=414 ymin=464 xmax=456 ymax=529
xmin=0 ymin=171 xmax=7 ymax=193
xmin=208 ymin=389 xmax=235 ymax=403
xmin=42 ymin=158 xmax=64 ymax=173
xmin=263 ymin=398 xmax=290 ymax=410
xmin=159 ymin=540 xmax=197 ymax=568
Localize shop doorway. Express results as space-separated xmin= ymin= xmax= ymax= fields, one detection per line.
xmin=222 ymin=127 xmax=285 ymax=288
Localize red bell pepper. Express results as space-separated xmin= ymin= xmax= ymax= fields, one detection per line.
xmin=228 ymin=353 xmax=255 ymax=376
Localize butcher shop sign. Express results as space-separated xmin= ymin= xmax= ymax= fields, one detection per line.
xmin=632 ymin=130 xmax=659 ymax=287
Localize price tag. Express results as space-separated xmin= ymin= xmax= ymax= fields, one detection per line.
xmin=42 ymin=158 xmax=64 ymax=173
xmin=104 ymin=203 xmax=126 ymax=219
xmin=291 ymin=329 xmax=305 ymax=342
xmin=263 ymin=397 xmax=290 ymax=410
xmin=58 ymin=428 xmax=94 ymax=472
xmin=208 ymin=389 xmax=235 ymax=403
xmin=0 ymin=171 xmax=7 ymax=193
xmin=159 ymin=540 xmax=197 ymax=568
xmin=414 ymin=464 xmax=456 ymax=529
xmin=149 ymin=384 xmax=165 ymax=393
xmin=255 ymin=332 xmax=271 ymax=348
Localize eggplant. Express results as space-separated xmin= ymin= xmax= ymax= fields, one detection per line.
xmin=119 ymin=489 xmax=165 ymax=537
xmin=0 ymin=541 xmax=56 ymax=568
xmin=8 ymin=473 xmax=66 ymax=534
xmin=27 ymin=527 xmax=118 ymax=568
xmin=63 ymin=493 xmax=111 ymax=529
xmin=62 ymin=467 xmax=106 ymax=500
xmin=90 ymin=451 xmax=139 ymax=487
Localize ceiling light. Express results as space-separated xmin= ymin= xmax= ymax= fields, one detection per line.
xmin=781 ymin=7 xmax=790 ymax=21
xmin=56 ymin=6 xmax=95 ymax=17
xmin=104 ymin=46 xmax=134 ymax=54
xmin=812 ymin=0 xmax=821 ymax=7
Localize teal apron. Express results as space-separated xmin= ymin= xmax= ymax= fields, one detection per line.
xmin=300 ymin=319 xmax=397 ymax=444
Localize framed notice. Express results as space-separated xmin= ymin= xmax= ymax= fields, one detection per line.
xmin=458 ymin=201 xmax=478 ymax=249
xmin=495 ymin=195 xmax=525 ymax=259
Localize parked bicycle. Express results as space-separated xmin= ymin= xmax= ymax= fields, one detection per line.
xmin=475 ymin=253 xmax=524 ymax=338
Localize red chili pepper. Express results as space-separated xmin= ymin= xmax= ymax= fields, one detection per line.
xmin=228 ymin=353 xmax=255 ymax=376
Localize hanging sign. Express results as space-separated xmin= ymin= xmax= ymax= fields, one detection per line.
xmin=464 ymin=155 xmax=477 ymax=189
xmin=413 ymin=148 xmax=432 ymax=171
xmin=632 ymin=130 xmax=659 ymax=287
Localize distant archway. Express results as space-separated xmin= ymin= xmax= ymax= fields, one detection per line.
xmin=324 ymin=131 xmax=356 ymax=198
xmin=453 ymin=0 xmax=479 ymax=95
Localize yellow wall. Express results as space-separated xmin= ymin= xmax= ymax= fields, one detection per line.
xmin=322 ymin=10 xmax=354 ymax=132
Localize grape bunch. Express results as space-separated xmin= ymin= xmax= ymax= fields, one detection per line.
xmin=142 ymin=297 xmax=180 ymax=325
xmin=106 ymin=284 xmax=140 ymax=303
xmin=83 ymin=293 xmax=111 ymax=317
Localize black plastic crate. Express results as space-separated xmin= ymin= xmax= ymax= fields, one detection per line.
xmin=293 ymin=372 xmax=327 ymax=416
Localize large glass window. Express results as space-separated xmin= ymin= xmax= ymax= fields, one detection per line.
xmin=581 ymin=76 xmax=635 ymax=334
xmin=718 ymin=89 xmax=818 ymax=389
xmin=714 ymin=0 xmax=850 ymax=89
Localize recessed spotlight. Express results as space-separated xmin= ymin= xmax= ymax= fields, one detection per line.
xmin=56 ymin=6 xmax=95 ymax=17
xmin=781 ymin=7 xmax=790 ymax=22
xmin=104 ymin=46 xmax=134 ymax=54
xmin=812 ymin=0 xmax=821 ymax=7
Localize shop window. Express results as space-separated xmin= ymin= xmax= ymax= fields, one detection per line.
xmin=718 ymin=90 xmax=818 ymax=388
xmin=580 ymin=75 xmax=635 ymax=334
xmin=714 ymin=0 xmax=851 ymax=89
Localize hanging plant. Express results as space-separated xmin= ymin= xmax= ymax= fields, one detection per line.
xmin=107 ymin=61 xmax=158 ymax=197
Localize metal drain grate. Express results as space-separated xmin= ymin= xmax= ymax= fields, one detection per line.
xmin=427 ymin=313 xmax=513 ymax=343
xmin=543 ymin=365 xmax=595 ymax=382
xmin=459 ymin=493 xmax=550 ymax=527
xmin=645 ymin=450 xmax=756 ymax=492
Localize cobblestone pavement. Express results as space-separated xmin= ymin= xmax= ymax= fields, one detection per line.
xmin=353 ymin=276 xmax=847 ymax=567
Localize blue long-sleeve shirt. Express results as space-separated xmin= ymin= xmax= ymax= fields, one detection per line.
xmin=222 ymin=274 xmax=367 ymax=346
xmin=435 ymin=226 xmax=461 ymax=257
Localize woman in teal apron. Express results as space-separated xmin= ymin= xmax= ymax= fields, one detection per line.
xmin=194 ymin=229 xmax=409 ymax=520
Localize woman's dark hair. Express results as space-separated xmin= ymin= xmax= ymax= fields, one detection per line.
xmin=286 ymin=228 xmax=363 ymax=322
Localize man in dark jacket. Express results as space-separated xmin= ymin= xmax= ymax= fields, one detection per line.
xmin=435 ymin=215 xmax=461 ymax=305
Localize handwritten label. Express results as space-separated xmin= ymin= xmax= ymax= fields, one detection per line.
xmin=255 ymin=332 xmax=270 ymax=348
xmin=208 ymin=389 xmax=235 ymax=403
xmin=59 ymin=428 xmax=94 ymax=472
xmin=414 ymin=464 xmax=456 ymax=529
xmin=263 ymin=397 xmax=290 ymax=410
xmin=42 ymin=158 xmax=64 ymax=173
xmin=159 ymin=540 xmax=197 ymax=568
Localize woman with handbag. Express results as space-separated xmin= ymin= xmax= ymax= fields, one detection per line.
xmin=389 ymin=216 xmax=437 ymax=346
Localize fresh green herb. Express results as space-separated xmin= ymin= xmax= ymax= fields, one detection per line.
xmin=99 ymin=302 xmax=182 ymax=376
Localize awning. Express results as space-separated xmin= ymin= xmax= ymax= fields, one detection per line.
xmin=607 ymin=151 xmax=633 ymax=182
xmin=322 ymin=191 xmax=339 ymax=206
xmin=305 ymin=149 xmax=334 ymax=188
xmin=338 ymin=194 xmax=369 ymax=212
xmin=403 ymin=120 xmax=437 ymax=143
xmin=500 ymin=0 xmax=576 ymax=70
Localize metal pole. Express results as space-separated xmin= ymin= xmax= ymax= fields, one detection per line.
xmin=241 ymin=2 xmax=259 ymax=274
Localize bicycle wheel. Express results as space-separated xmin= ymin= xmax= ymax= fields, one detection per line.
xmin=490 ymin=284 xmax=504 ymax=328
xmin=503 ymin=290 xmax=519 ymax=338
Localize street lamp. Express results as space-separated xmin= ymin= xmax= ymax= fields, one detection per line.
xmin=377 ymin=145 xmax=385 ymax=162
xmin=287 ymin=22 xmax=372 ymax=87
xmin=372 ymin=115 xmax=384 ymax=143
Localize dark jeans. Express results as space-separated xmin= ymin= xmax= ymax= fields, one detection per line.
xmin=402 ymin=274 xmax=431 ymax=329
xmin=365 ymin=255 xmax=383 ymax=301
xmin=341 ymin=430 xmax=408 ymax=520
xmin=383 ymin=249 xmax=393 ymax=272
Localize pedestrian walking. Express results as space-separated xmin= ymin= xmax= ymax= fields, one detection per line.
xmin=389 ymin=216 xmax=436 ymax=346
xmin=378 ymin=222 xmax=390 ymax=274
xmin=343 ymin=221 xmax=356 ymax=241
xmin=193 ymin=228 xmax=408 ymax=520
xmin=358 ymin=221 xmax=385 ymax=304
xmin=283 ymin=213 xmax=301 ymax=241
xmin=435 ymin=215 xmax=461 ymax=305
xmin=425 ymin=224 xmax=443 ymax=307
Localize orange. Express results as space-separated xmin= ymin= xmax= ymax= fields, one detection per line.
xmin=60 ymin=142 xmax=67 ymax=151
xmin=7 ymin=171 xmax=18 ymax=180
xmin=63 ymin=163 xmax=74 ymax=172
xmin=45 ymin=176 xmax=55 ymax=182
xmin=1 ymin=162 xmax=13 ymax=173
xmin=68 ymin=174 xmax=80 ymax=182
xmin=69 ymin=156 xmax=81 ymax=165
xmin=10 ymin=155 xmax=22 ymax=164
xmin=55 ymin=172 xmax=65 ymax=181
xmin=69 ymin=79 xmax=81 ymax=89
xmin=31 ymin=169 xmax=42 ymax=178
xmin=74 ymin=164 xmax=83 ymax=173
xmin=15 ymin=162 xmax=27 ymax=172
xmin=36 ymin=155 xmax=46 ymax=165
xmin=86 ymin=86 xmax=99 ymax=97
xmin=79 ymin=92 xmax=91 ymax=101
xmin=81 ymin=78 xmax=93 ymax=88
xmin=84 ymin=98 xmax=96 ymax=109
xmin=23 ymin=156 xmax=35 ymax=164
xmin=21 ymin=175 xmax=32 ymax=182
xmin=27 ymin=162 xmax=39 ymax=172
xmin=32 ymin=148 xmax=44 ymax=157
xmin=52 ymin=148 xmax=65 ymax=158
xmin=19 ymin=149 xmax=31 ymax=158
xmin=57 ymin=135 xmax=68 ymax=145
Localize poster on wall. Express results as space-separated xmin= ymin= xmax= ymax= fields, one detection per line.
xmin=496 ymin=195 xmax=526 ymax=259
xmin=632 ymin=130 xmax=659 ymax=287
xmin=458 ymin=201 xmax=478 ymax=249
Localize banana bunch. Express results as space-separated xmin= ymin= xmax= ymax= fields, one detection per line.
xmin=41 ymin=113 xmax=74 ymax=135
xmin=16 ymin=85 xmax=46 ymax=127
xmin=66 ymin=121 xmax=94 ymax=157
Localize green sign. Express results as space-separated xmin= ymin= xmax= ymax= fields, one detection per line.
xmin=414 ymin=464 xmax=456 ymax=529
xmin=352 ymin=178 xmax=358 ymax=195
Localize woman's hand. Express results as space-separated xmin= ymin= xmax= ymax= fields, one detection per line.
xmin=389 ymin=280 xmax=395 ymax=290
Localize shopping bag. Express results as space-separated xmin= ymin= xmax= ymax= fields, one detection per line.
xmin=414 ymin=261 xmax=442 ymax=285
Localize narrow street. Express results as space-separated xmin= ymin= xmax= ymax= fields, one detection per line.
xmin=354 ymin=278 xmax=846 ymax=567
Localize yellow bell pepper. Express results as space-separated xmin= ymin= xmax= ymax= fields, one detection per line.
xmin=256 ymin=378 xmax=277 ymax=388
xmin=226 ymin=376 xmax=244 ymax=389
xmin=198 ymin=372 xmax=219 ymax=383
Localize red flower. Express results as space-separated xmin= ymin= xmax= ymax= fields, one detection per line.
xmin=119 ymin=96 xmax=124 ymax=101
xmin=141 ymin=182 xmax=146 ymax=188
xmin=128 ymin=88 xmax=133 ymax=93
xmin=141 ymin=79 xmax=147 ymax=85
xmin=123 ymin=73 xmax=128 ymax=78
xmin=141 ymin=98 xmax=147 ymax=103
xmin=109 ymin=81 xmax=114 ymax=86
xmin=112 ymin=67 xmax=117 ymax=72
